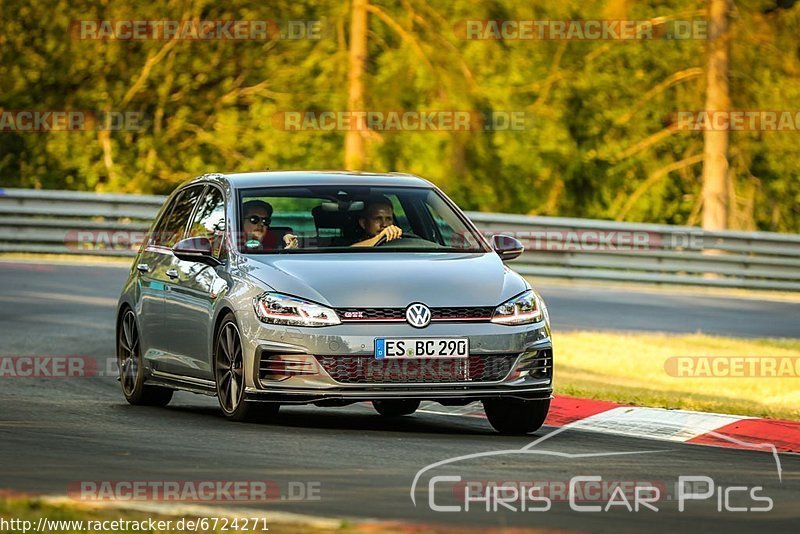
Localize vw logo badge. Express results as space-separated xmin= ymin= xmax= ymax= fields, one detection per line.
xmin=406 ymin=303 xmax=432 ymax=328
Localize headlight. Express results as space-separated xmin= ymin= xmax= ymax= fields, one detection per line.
xmin=253 ymin=292 xmax=341 ymax=327
xmin=491 ymin=290 xmax=544 ymax=326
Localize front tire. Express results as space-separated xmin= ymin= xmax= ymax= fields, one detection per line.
xmin=214 ymin=313 xmax=279 ymax=422
xmin=483 ymin=398 xmax=550 ymax=435
xmin=117 ymin=308 xmax=173 ymax=407
xmin=373 ymin=399 xmax=420 ymax=417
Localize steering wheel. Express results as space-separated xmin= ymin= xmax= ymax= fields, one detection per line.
xmin=375 ymin=232 xmax=417 ymax=246
xmin=375 ymin=233 xmax=437 ymax=248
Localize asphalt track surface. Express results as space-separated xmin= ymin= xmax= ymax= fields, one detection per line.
xmin=0 ymin=261 xmax=799 ymax=533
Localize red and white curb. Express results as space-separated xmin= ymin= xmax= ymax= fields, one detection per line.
xmin=419 ymin=396 xmax=800 ymax=454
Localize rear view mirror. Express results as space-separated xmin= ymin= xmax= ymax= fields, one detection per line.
xmin=491 ymin=234 xmax=524 ymax=261
xmin=320 ymin=200 xmax=365 ymax=212
xmin=172 ymin=237 xmax=220 ymax=266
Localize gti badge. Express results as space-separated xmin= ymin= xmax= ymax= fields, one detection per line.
xmin=406 ymin=303 xmax=432 ymax=328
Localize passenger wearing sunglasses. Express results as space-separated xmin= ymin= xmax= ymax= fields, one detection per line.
xmin=241 ymin=200 xmax=298 ymax=250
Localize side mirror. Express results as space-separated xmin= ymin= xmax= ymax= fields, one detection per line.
xmin=172 ymin=237 xmax=220 ymax=266
xmin=491 ymin=234 xmax=524 ymax=261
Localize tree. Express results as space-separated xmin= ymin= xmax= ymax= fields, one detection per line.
xmin=344 ymin=0 xmax=368 ymax=170
xmin=701 ymin=0 xmax=732 ymax=231
xmin=1 ymin=0 xmax=798 ymax=233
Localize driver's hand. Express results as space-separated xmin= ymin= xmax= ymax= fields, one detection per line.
xmin=376 ymin=225 xmax=403 ymax=245
xmin=284 ymin=233 xmax=299 ymax=249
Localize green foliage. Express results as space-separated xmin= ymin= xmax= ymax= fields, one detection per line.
xmin=0 ymin=0 xmax=798 ymax=231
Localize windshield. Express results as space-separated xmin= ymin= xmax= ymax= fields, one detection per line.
xmin=237 ymin=185 xmax=489 ymax=254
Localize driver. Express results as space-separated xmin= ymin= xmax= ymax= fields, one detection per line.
xmin=241 ymin=200 xmax=298 ymax=250
xmin=351 ymin=196 xmax=403 ymax=247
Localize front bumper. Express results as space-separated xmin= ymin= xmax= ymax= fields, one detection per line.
xmin=242 ymin=321 xmax=553 ymax=405
xmin=244 ymin=383 xmax=553 ymax=404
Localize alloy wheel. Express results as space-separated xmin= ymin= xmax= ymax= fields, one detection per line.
xmin=118 ymin=309 xmax=140 ymax=396
xmin=215 ymin=321 xmax=244 ymax=414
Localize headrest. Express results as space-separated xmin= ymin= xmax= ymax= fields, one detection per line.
xmin=312 ymin=205 xmax=354 ymax=230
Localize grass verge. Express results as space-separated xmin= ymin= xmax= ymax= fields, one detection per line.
xmin=0 ymin=253 xmax=132 ymax=265
xmin=556 ymin=331 xmax=800 ymax=420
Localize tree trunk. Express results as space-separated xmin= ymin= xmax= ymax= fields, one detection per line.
xmin=345 ymin=0 xmax=368 ymax=171
xmin=701 ymin=0 xmax=732 ymax=231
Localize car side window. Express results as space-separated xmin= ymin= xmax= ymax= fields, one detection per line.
xmin=151 ymin=186 xmax=204 ymax=248
xmin=188 ymin=187 xmax=226 ymax=258
xmin=148 ymin=197 xmax=178 ymax=249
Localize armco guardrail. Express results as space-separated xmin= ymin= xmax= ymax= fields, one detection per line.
xmin=1 ymin=187 xmax=799 ymax=291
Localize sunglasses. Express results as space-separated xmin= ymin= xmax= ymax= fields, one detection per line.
xmin=246 ymin=215 xmax=271 ymax=226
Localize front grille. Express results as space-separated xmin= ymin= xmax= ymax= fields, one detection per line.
xmin=337 ymin=308 xmax=406 ymax=321
xmin=335 ymin=306 xmax=494 ymax=322
xmin=431 ymin=307 xmax=495 ymax=320
xmin=316 ymin=354 xmax=518 ymax=384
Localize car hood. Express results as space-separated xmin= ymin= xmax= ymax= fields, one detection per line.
xmin=242 ymin=252 xmax=528 ymax=308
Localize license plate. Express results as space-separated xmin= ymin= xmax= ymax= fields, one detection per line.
xmin=375 ymin=338 xmax=469 ymax=359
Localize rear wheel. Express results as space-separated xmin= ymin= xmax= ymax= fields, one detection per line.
xmin=373 ymin=399 xmax=421 ymax=417
xmin=214 ymin=313 xmax=279 ymax=422
xmin=117 ymin=309 xmax=173 ymax=407
xmin=483 ymin=398 xmax=550 ymax=435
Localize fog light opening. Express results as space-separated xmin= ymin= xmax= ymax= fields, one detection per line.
xmin=513 ymin=349 xmax=553 ymax=380
xmin=260 ymin=353 xmax=318 ymax=381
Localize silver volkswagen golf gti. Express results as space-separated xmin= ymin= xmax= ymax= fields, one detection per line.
xmin=116 ymin=171 xmax=553 ymax=434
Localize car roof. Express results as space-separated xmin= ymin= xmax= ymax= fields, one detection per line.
xmin=190 ymin=170 xmax=434 ymax=190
